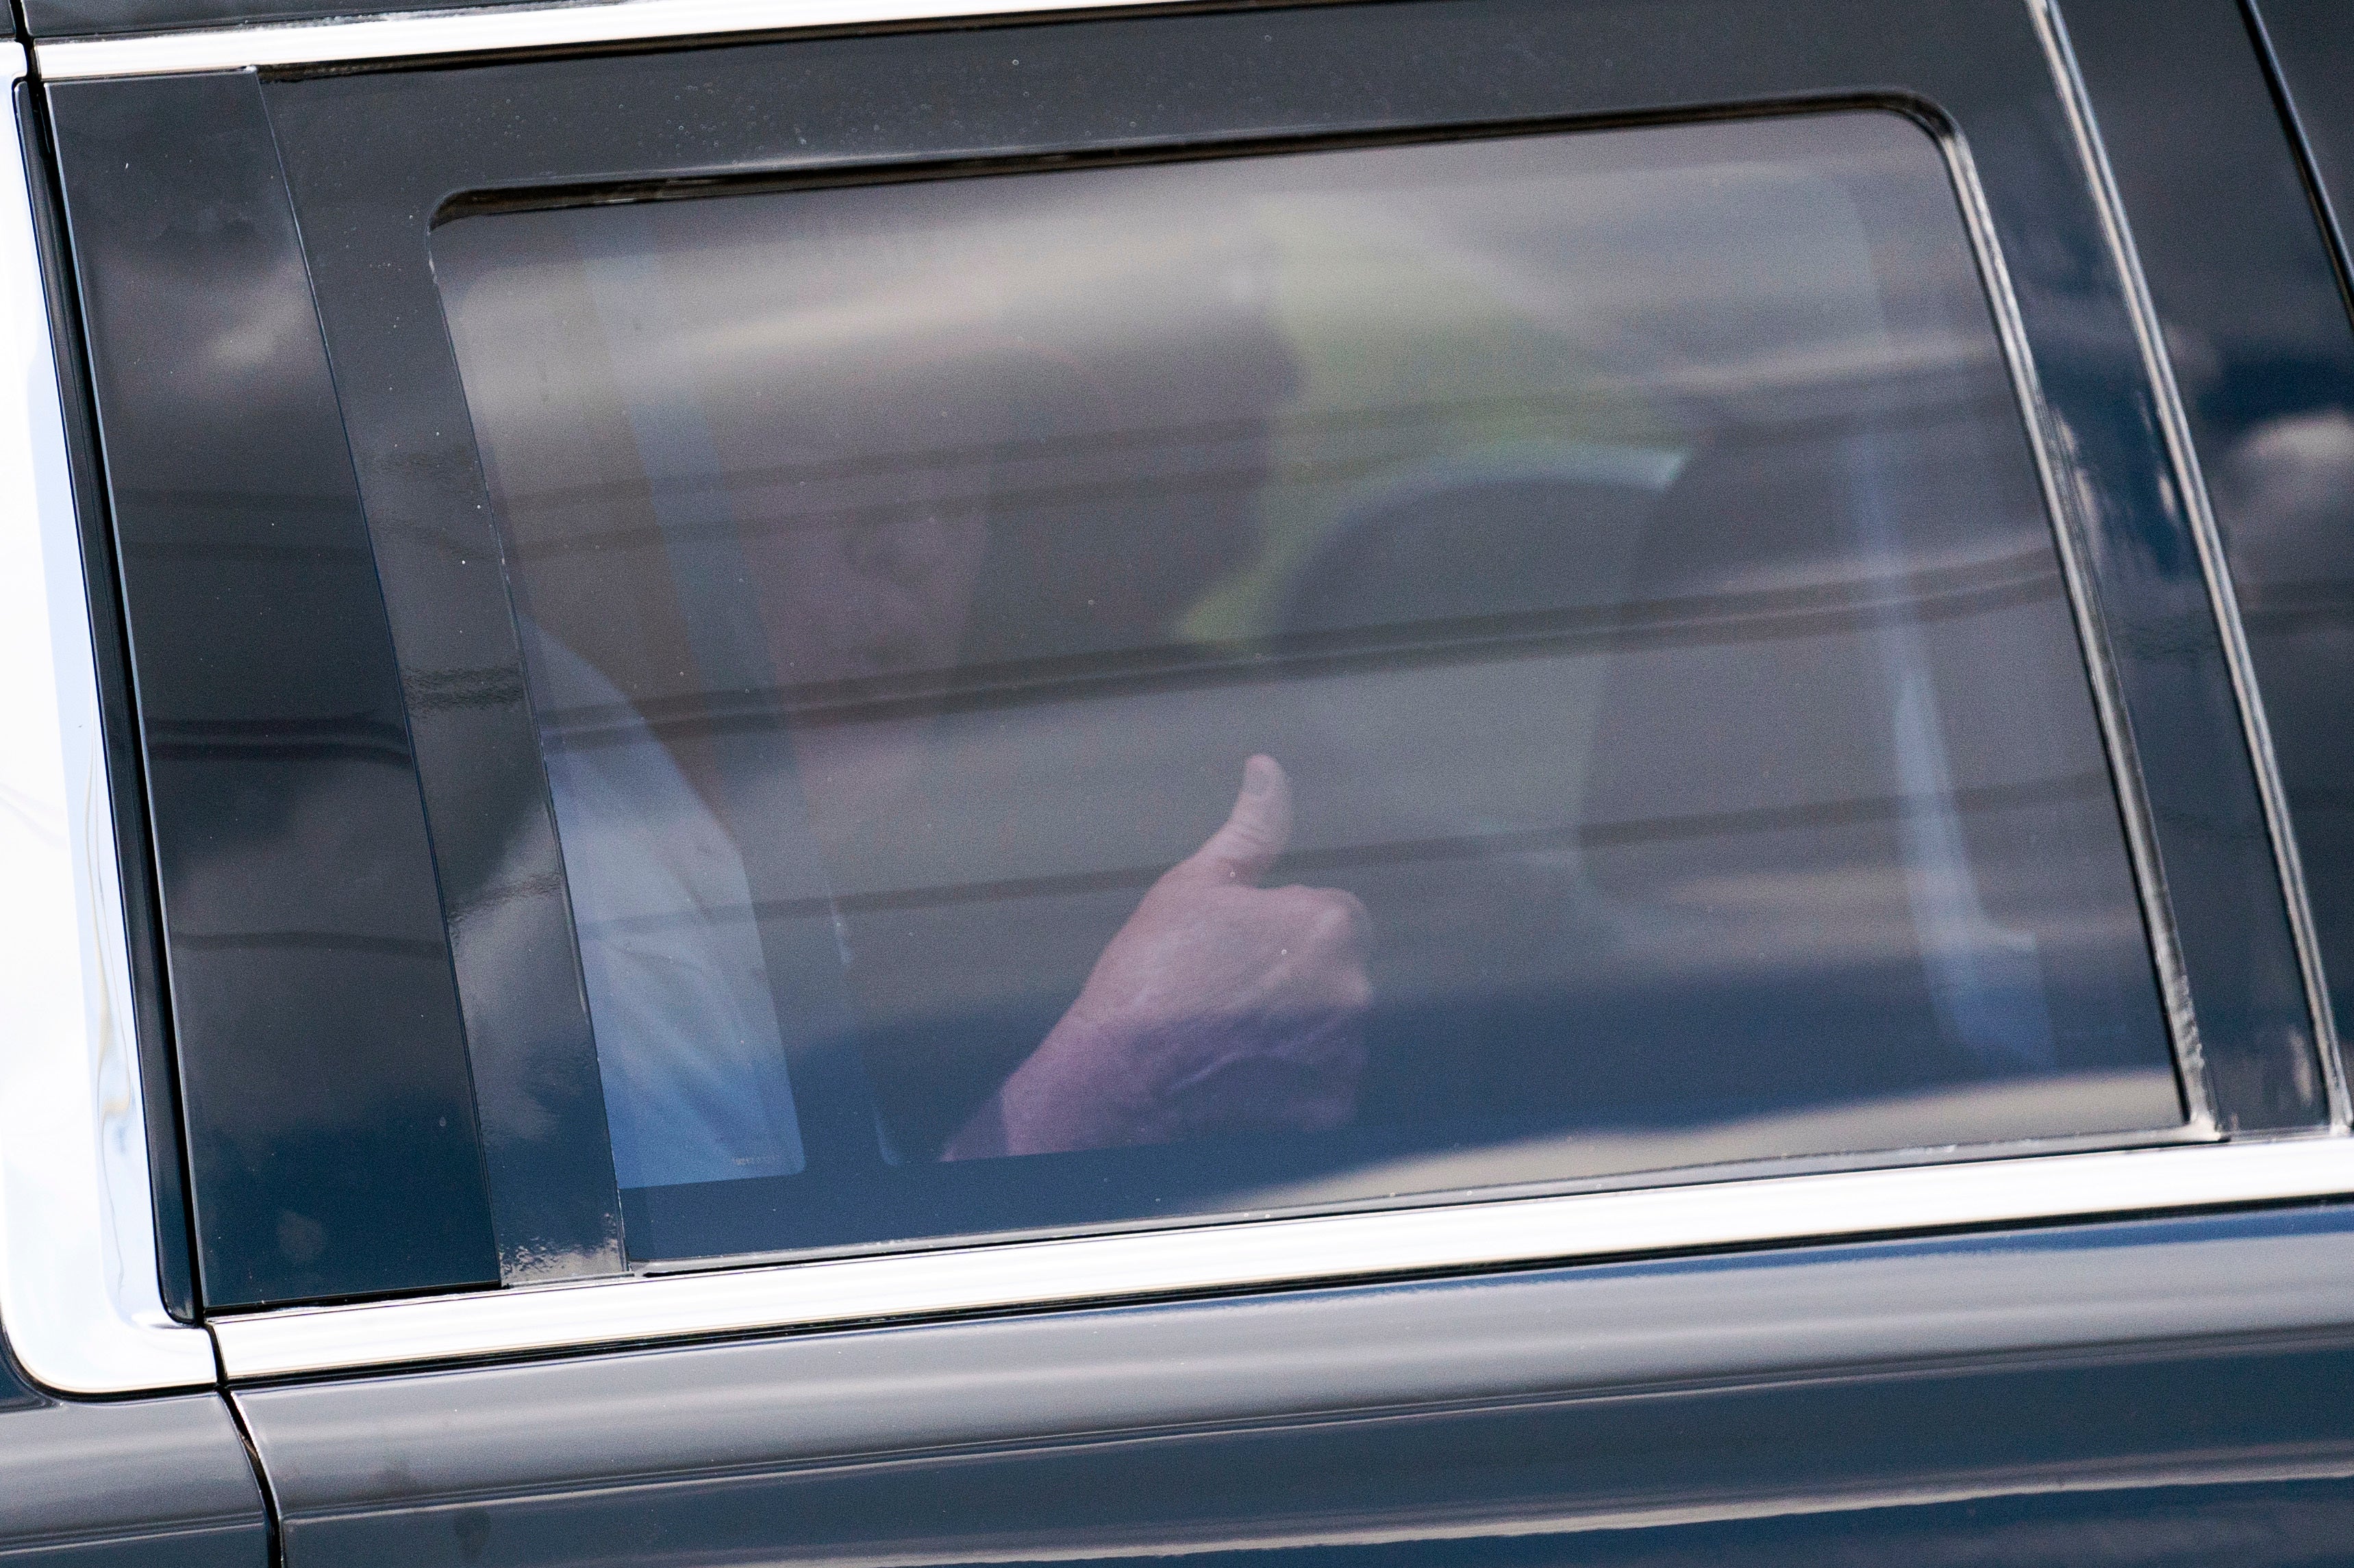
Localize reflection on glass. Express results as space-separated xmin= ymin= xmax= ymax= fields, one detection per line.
xmin=434 ymin=110 xmax=2182 ymax=1262
xmin=2216 ymin=409 xmax=2354 ymax=1052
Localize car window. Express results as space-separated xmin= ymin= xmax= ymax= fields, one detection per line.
xmin=429 ymin=108 xmax=2180 ymax=1263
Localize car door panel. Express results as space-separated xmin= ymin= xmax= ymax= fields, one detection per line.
xmin=0 ymin=1337 xmax=266 ymax=1567
xmin=239 ymin=1207 xmax=2354 ymax=1567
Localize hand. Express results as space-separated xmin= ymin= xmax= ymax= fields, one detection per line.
xmin=943 ymin=755 xmax=1372 ymax=1159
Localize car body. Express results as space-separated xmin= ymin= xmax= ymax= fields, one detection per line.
xmin=5 ymin=1 xmax=2354 ymax=1565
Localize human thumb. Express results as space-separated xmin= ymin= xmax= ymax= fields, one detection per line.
xmin=1186 ymin=755 xmax=1294 ymax=886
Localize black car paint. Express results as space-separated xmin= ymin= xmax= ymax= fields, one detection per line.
xmin=13 ymin=1 xmax=2354 ymax=1565
xmin=238 ymin=1206 xmax=2354 ymax=1567
xmin=0 ymin=1336 xmax=266 ymax=1567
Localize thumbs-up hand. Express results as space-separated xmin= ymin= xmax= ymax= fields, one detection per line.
xmin=1188 ymin=751 xmax=1299 ymax=887
xmin=944 ymin=756 xmax=1372 ymax=1159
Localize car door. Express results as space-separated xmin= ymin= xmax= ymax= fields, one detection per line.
xmin=25 ymin=0 xmax=2354 ymax=1564
xmin=0 ymin=1342 xmax=264 ymax=1568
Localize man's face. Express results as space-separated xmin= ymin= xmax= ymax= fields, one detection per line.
xmin=753 ymin=504 xmax=990 ymax=690
xmin=745 ymin=490 xmax=991 ymax=834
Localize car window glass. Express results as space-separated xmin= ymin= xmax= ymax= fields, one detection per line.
xmin=431 ymin=109 xmax=2181 ymax=1263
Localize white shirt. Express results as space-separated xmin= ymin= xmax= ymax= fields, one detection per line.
xmin=525 ymin=629 xmax=806 ymax=1189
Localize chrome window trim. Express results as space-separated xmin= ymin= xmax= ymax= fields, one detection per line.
xmin=2033 ymin=0 xmax=2350 ymax=1127
xmin=31 ymin=0 xmax=1178 ymax=79
xmin=213 ymin=1137 xmax=2354 ymax=1380
xmin=0 ymin=41 xmax=220 ymax=1396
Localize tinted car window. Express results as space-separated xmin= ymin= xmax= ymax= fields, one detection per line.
xmin=429 ymin=108 xmax=2179 ymax=1263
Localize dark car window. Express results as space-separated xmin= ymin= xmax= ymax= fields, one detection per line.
xmin=429 ymin=108 xmax=2179 ymax=1263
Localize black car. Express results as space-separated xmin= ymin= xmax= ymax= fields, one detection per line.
xmin=7 ymin=0 xmax=2354 ymax=1563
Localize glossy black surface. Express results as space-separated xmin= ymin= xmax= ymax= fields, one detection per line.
xmin=45 ymin=71 xmax=499 ymax=1307
xmin=240 ymin=1202 xmax=2354 ymax=1567
xmin=0 ymin=1335 xmax=266 ymax=1568
xmin=2252 ymin=0 xmax=2354 ymax=278
xmin=16 ymin=80 xmax=196 ymax=1320
xmin=2066 ymin=0 xmax=2354 ymax=1089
